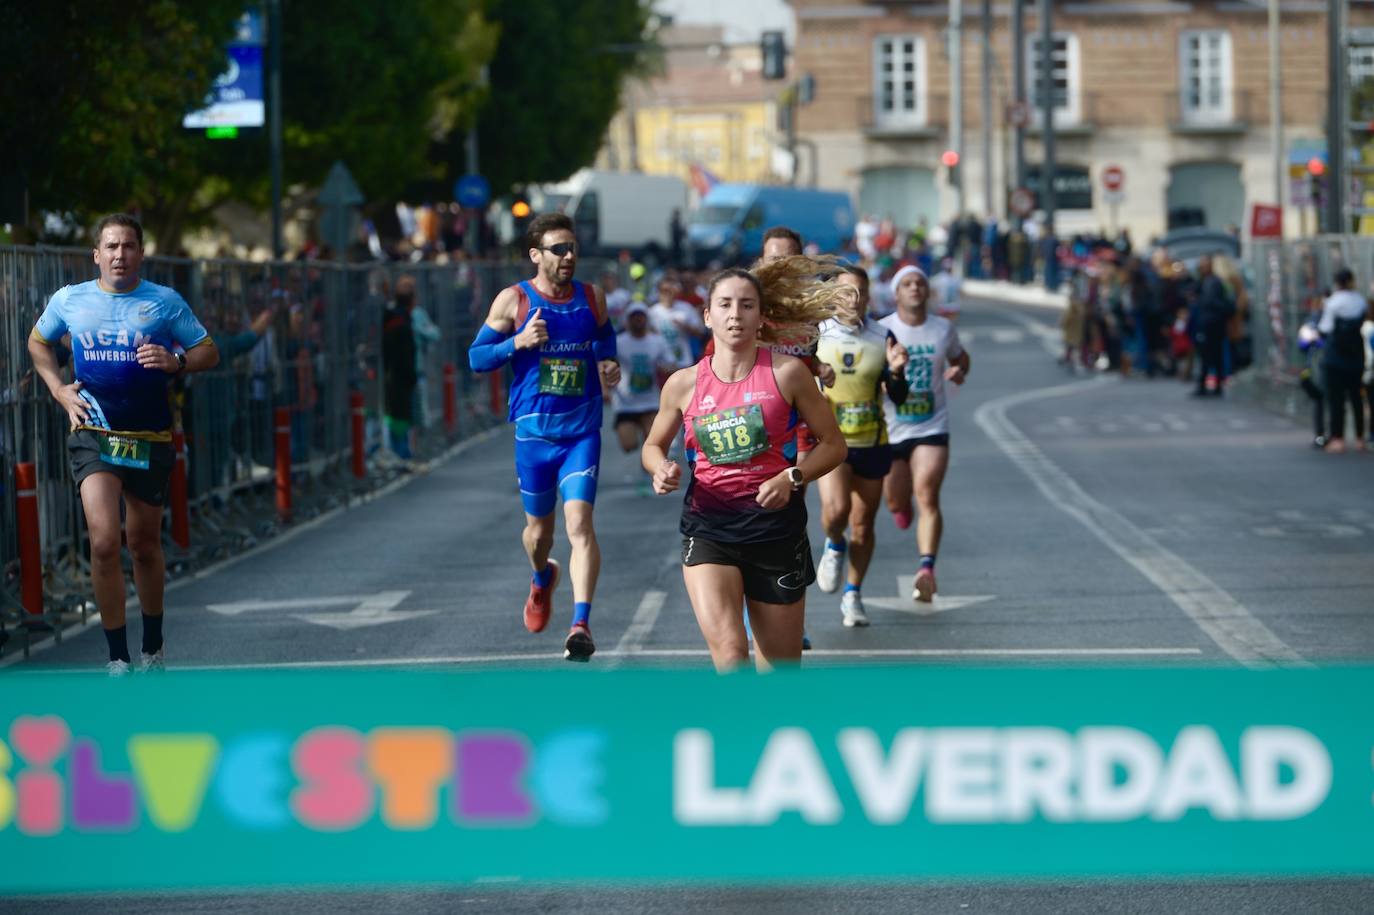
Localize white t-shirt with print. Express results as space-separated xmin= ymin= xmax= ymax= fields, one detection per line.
xmin=614 ymin=330 xmax=674 ymax=414
xmin=879 ymin=312 xmax=965 ymax=440
xmin=649 ymin=300 xmax=702 ymax=368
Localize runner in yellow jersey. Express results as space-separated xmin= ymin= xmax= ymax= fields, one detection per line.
xmin=813 ymin=266 xmax=909 ymax=626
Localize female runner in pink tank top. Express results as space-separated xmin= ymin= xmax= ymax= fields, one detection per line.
xmin=640 ymin=265 xmax=849 ymax=672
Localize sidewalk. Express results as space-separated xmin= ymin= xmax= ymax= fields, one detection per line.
xmin=963 ymin=278 xmax=1067 ymax=311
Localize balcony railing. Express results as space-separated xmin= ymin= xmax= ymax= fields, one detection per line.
xmin=859 ymin=93 xmax=948 ymax=138
xmin=1167 ymin=88 xmax=1254 ymax=133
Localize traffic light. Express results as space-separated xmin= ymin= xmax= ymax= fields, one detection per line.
xmin=761 ymin=30 xmax=786 ymax=80
xmin=941 ymin=149 xmax=961 ymax=187
xmin=1307 ymin=157 xmax=1328 ymax=209
xmin=511 ymin=200 xmax=531 ymax=219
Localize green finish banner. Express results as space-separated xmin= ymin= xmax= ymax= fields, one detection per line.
xmin=2 ymin=666 xmax=1372 ymax=893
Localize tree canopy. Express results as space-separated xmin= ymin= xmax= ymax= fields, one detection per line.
xmin=5 ymin=0 xmax=654 ymax=249
xmin=456 ymin=0 xmax=655 ymax=195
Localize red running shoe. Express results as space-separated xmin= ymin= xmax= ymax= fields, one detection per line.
xmin=913 ymin=567 xmax=936 ymax=604
xmin=523 ymin=559 xmax=560 ymax=633
xmin=564 ymin=622 xmax=595 ymax=662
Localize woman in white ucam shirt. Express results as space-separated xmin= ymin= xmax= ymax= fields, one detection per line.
xmin=880 ymin=265 xmax=971 ymax=603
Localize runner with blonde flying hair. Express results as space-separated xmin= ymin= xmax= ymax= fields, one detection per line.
xmin=642 ymin=256 xmax=849 ymax=672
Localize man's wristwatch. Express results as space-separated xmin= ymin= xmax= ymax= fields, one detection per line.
xmin=174 ymin=352 xmax=187 ymax=374
xmin=787 ymin=467 xmax=804 ymax=490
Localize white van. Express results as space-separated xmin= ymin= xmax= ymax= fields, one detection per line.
xmin=534 ymin=169 xmax=689 ymax=261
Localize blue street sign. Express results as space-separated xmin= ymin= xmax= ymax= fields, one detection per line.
xmin=184 ymin=11 xmax=265 ymax=129
xmin=454 ymin=174 xmax=491 ymax=209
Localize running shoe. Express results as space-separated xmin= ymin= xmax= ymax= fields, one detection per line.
xmin=564 ymin=622 xmax=595 ymax=662
xmin=841 ymin=590 xmax=869 ymax=628
xmin=816 ymin=543 xmax=845 ymax=593
xmin=107 ymin=659 xmax=130 ymax=678
xmin=140 ymin=647 xmax=165 ymax=674
xmin=802 ymin=631 xmax=812 ymax=651
xmin=913 ymin=567 xmax=936 ymax=604
xmin=523 ymin=559 xmax=560 ymax=633
xmin=893 ymin=507 xmax=914 ymax=530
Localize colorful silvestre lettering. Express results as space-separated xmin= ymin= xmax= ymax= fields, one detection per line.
xmin=0 ymin=718 xmax=607 ymax=835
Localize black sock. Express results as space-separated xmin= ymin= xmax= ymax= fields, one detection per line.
xmin=920 ymin=554 xmax=937 ymax=570
xmin=141 ymin=613 xmax=164 ymax=655
xmin=104 ymin=625 xmax=131 ymax=663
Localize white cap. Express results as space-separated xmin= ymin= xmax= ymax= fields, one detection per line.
xmin=624 ymin=302 xmax=649 ymax=319
xmin=889 ymin=264 xmax=927 ymax=295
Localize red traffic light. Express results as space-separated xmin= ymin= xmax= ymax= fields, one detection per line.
xmin=941 ymin=150 xmax=960 ymax=168
xmin=1307 ymin=157 xmax=1326 ymax=177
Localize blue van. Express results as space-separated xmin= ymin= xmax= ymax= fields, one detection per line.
xmin=687 ymin=184 xmax=855 ymax=266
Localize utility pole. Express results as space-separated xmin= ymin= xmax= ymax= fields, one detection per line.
xmin=982 ymin=0 xmax=994 ymax=217
xmin=1012 ymin=0 xmax=1027 ymax=194
xmin=1326 ymin=0 xmax=1346 ymax=233
xmin=268 ymin=0 xmax=283 ymax=259
xmin=1039 ymin=0 xmax=1056 ymax=232
xmin=465 ymin=65 xmax=487 ymax=256
xmin=950 ymin=0 xmax=965 ymax=216
xmin=1270 ymin=0 xmax=1284 ymax=238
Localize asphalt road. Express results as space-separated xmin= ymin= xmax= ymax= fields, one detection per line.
xmin=7 ymin=297 xmax=1374 ymax=911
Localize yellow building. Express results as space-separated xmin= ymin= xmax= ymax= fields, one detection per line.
xmin=601 ymin=25 xmax=783 ymax=189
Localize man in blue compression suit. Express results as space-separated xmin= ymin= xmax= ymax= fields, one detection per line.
xmin=469 ymin=212 xmax=620 ymax=661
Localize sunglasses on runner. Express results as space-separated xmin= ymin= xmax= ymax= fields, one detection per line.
xmin=540 ymin=243 xmax=578 ymax=257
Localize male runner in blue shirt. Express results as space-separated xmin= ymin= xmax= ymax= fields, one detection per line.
xmin=469 ymin=213 xmax=620 ymax=661
xmin=28 ymin=214 xmax=220 ymax=676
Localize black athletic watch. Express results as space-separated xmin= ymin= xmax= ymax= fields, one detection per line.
xmin=174 ymin=351 xmax=187 ymax=374
xmin=787 ymin=467 xmax=804 ymax=490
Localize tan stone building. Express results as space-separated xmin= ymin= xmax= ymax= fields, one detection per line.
xmin=790 ymin=0 xmax=1373 ymax=240
xmin=600 ymin=25 xmax=782 ymax=189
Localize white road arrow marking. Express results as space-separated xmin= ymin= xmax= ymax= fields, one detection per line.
xmin=206 ymin=591 xmax=437 ymax=630
xmin=861 ymin=576 xmax=996 ymax=615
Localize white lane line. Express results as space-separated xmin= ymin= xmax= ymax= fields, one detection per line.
xmin=24 ymin=646 xmax=1200 ymax=671
xmin=973 ymin=378 xmax=1309 ymax=670
xmin=613 ymin=590 xmax=667 ymax=656
xmin=998 ymin=309 xmax=1065 ymax=356
xmin=0 ymin=428 xmax=505 ymax=670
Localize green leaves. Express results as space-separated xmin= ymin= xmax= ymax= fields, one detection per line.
xmin=458 ymin=0 xmax=655 ymax=194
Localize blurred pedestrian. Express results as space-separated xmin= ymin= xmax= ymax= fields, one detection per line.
xmin=1191 ymin=255 xmax=1235 ymax=397
xmin=382 ymin=279 xmax=418 ymax=459
xmin=1318 ymin=267 xmax=1372 ymax=452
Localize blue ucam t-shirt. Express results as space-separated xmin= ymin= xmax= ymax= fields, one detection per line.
xmin=31 ymin=279 xmax=209 ymax=439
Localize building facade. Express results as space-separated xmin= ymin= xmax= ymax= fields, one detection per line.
xmin=790 ymin=0 xmax=1372 ymax=241
xmin=600 ymin=25 xmax=782 ymax=190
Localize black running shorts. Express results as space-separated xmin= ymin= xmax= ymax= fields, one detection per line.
xmin=614 ymin=409 xmax=656 ymax=427
xmin=891 ymin=433 xmax=950 ymax=461
xmin=69 ymin=429 xmax=175 ymax=506
xmin=845 ymin=444 xmax=894 ymax=480
xmin=681 ymin=532 xmax=815 ymax=605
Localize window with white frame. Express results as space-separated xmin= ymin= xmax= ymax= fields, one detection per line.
xmin=1179 ymin=30 xmax=1233 ymax=123
xmin=1026 ymin=33 xmax=1081 ymax=126
xmin=873 ymin=35 xmax=925 ymax=128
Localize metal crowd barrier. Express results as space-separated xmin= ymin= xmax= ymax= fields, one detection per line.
xmin=0 ymin=246 xmax=620 ymax=655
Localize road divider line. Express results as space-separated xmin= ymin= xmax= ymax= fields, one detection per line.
xmin=614 ymin=590 xmax=667 ymax=657
xmin=973 ymin=379 xmax=1309 ymax=670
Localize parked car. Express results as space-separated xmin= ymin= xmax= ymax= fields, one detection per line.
xmin=1156 ymin=228 xmax=1241 ymax=270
